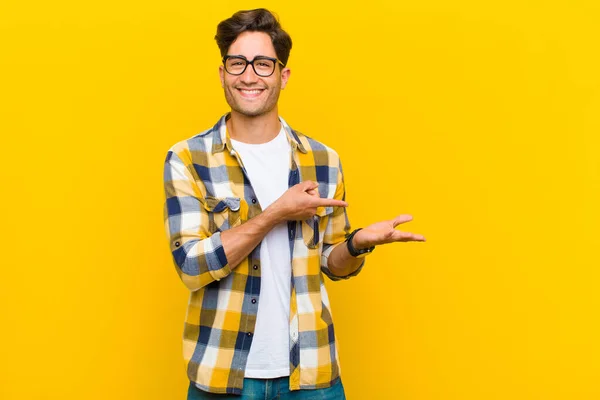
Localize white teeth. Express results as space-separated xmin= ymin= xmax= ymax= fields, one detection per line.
xmin=240 ymin=89 xmax=262 ymax=94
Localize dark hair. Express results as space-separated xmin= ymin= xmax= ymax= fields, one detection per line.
xmin=215 ymin=8 xmax=293 ymax=66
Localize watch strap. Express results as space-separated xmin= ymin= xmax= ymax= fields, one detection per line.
xmin=345 ymin=228 xmax=375 ymax=257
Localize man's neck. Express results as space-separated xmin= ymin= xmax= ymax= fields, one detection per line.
xmin=227 ymin=108 xmax=282 ymax=144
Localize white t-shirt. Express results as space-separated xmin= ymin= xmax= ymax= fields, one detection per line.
xmin=230 ymin=126 xmax=292 ymax=378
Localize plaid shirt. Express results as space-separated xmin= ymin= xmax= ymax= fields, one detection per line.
xmin=163 ymin=113 xmax=364 ymax=394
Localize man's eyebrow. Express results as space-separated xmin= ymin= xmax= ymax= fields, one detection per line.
xmin=227 ymin=54 xmax=276 ymax=59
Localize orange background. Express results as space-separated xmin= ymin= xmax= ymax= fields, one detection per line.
xmin=1 ymin=1 xmax=599 ymax=399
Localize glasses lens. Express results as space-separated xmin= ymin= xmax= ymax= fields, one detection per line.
xmin=225 ymin=57 xmax=247 ymax=75
xmin=253 ymin=58 xmax=276 ymax=76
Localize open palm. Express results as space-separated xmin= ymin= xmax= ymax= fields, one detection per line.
xmin=354 ymin=214 xmax=426 ymax=249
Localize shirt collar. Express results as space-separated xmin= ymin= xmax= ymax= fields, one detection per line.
xmin=211 ymin=112 xmax=308 ymax=154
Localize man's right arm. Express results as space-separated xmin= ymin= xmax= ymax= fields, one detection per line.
xmin=164 ymin=149 xmax=347 ymax=291
xmin=163 ymin=150 xmax=283 ymax=292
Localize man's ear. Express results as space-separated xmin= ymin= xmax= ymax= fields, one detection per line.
xmin=281 ymin=67 xmax=291 ymax=89
xmin=219 ymin=65 xmax=225 ymax=88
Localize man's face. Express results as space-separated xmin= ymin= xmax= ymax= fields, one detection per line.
xmin=219 ymin=31 xmax=290 ymax=117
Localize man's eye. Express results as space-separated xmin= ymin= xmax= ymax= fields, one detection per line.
xmin=257 ymin=62 xmax=270 ymax=67
xmin=231 ymin=61 xmax=244 ymax=66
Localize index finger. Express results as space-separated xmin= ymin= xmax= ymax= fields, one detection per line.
xmin=313 ymin=197 xmax=348 ymax=207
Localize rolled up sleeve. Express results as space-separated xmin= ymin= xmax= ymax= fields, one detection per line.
xmin=163 ymin=149 xmax=231 ymax=291
xmin=320 ymin=159 xmax=365 ymax=281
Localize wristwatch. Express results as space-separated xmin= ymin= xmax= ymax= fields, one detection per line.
xmin=345 ymin=228 xmax=375 ymax=258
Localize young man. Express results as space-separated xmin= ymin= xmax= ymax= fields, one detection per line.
xmin=163 ymin=9 xmax=426 ymax=399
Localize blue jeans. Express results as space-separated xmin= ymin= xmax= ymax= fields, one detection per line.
xmin=187 ymin=377 xmax=346 ymax=400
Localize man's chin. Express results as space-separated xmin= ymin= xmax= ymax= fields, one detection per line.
xmin=231 ymin=104 xmax=271 ymax=118
xmin=234 ymin=109 xmax=263 ymax=117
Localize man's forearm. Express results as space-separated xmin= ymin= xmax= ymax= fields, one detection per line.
xmin=220 ymin=207 xmax=282 ymax=269
xmin=327 ymin=238 xmax=364 ymax=277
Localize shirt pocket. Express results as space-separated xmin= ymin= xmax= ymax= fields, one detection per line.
xmin=302 ymin=206 xmax=334 ymax=249
xmin=203 ymin=196 xmax=243 ymax=233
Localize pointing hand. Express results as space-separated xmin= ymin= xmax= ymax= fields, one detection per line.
xmin=268 ymin=181 xmax=348 ymax=222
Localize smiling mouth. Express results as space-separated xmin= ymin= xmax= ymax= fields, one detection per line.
xmin=237 ymin=88 xmax=265 ymax=98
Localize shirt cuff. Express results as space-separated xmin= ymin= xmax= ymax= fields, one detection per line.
xmin=204 ymin=231 xmax=231 ymax=280
xmin=321 ymin=241 xmax=365 ymax=281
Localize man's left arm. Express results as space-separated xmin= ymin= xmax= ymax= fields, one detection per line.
xmin=323 ymin=162 xmax=426 ymax=279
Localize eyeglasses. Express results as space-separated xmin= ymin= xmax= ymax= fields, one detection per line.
xmin=222 ymin=55 xmax=285 ymax=77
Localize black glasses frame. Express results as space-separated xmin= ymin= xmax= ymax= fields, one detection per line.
xmin=222 ymin=55 xmax=285 ymax=77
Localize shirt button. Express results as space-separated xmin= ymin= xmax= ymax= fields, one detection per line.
xmin=251 ymin=198 xmax=257 ymax=204
xmin=251 ymin=298 xmax=257 ymax=304
xmin=174 ymin=241 xmax=180 ymax=247
xmin=253 ymin=265 xmax=258 ymax=270
xmin=247 ymin=332 xmax=253 ymax=337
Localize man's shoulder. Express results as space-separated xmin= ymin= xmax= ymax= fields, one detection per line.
xmin=292 ymin=129 xmax=341 ymax=163
xmin=165 ymin=118 xmax=223 ymax=162
xmin=167 ymin=129 xmax=211 ymax=154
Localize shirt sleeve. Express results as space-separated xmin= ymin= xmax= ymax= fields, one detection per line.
xmin=320 ymin=158 xmax=365 ymax=281
xmin=163 ymin=148 xmax=232 ymax=291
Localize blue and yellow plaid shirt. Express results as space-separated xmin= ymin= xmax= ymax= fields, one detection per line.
xmin=163 ymin=113 xmax=364 ymax=394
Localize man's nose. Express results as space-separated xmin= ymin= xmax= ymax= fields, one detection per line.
xmin=240 ymin=63 xmax=259 ymax=84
